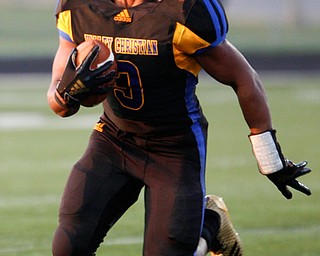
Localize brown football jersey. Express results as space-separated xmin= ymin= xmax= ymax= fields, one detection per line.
xmin=55 ymin=0 xmax=228 ymax=134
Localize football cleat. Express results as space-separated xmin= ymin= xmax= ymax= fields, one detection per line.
xmin=205 ymin=195 xmax=243 ymax=256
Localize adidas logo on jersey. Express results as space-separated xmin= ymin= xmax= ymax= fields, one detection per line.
xmin=114 ymin=9 xmax=132 ymax=23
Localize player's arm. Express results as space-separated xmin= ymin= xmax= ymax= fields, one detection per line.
xmin=194 ymin=40 xmax=312 ymax=199
xmin=194 ymin=40 xmax=271 ymax=134
xmin=47 ymin=37 xmax=79 ymax=117
xmin=47 ymin=37 xmax=115 ymax=117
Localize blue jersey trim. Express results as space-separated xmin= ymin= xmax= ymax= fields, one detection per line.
xmin=185 ymin=74 xmax=201 ymax=122
xmin=185 ymin=73 xmax=207 ymax=247
xmin=58 ymin=29 xmax=74 ymax=43
xmin=210 ymin=0 xmax=228 ymax=36
xmin=190 ymin=122 xmax=206 ymax=196
xmin=184 ymin=74 xmax=206 ymax=188
xmin=191 ymin=121 xmax=207 ymax=246
xmin=194 ymin=0 xmax=227 ymax=55
xmin=194 ymin=35 xmax=225 ymax=55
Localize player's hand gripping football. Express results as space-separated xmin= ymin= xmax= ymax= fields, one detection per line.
xmin=56 ymin=45 xmax=115 ymax=106
xmin=249 ymin=130 xmax=312 ymax=199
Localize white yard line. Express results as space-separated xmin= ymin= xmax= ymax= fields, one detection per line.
xmin=0 ymin=237 xmax=143 ymax=254
xmin=0 ymin=112 xmax=98 ymax=130
xmin=0 ymin=195 xmax=59 ymax=208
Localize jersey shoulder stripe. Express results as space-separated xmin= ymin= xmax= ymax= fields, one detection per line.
xmin=183 ymin=0 xmax=228 ymax=50
xmin=56 ymin=10 xmax=74 ymax=42
xmin=173 ymin=22 xmax=210 ymax=76
xmin=202 ymin=0 xmax=228 ymax=45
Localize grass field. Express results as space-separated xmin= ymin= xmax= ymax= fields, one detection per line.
xmin=0 ymin=73 xmax=319 ymax=255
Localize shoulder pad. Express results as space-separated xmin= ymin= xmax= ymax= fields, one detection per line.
xmin=183 ymin=0 xmax=228 ymax=46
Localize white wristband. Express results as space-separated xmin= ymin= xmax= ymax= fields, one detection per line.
xmin=249 ymin=131 xmax=284 ymax=175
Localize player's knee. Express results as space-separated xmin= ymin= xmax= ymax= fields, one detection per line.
xmin=52 ymin=225 xmax=74 ymax=256
xmin=52 ymin=223 xmax=95 ymax=256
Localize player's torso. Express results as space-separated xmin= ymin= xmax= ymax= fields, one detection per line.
xmin=62 ymin=0 xmax=203 ymax=133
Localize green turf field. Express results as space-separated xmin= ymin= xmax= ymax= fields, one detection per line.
xmin=0 ymin=73 xmax=319 ymax=255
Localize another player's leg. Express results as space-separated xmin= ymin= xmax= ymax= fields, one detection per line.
xmin=201 ymin=195 xmax=243 ymax=256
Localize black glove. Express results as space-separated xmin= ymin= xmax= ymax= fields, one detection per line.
xmin=249 ymin=130 xmax=312 ymax=199
xmin=56 ymin=45 xmax=115 ymax=106
xmin=267 ymin=159 xmax=311 ymax=199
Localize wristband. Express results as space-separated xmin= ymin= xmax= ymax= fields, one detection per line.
xmin=249 ymin=130 xmax=284 ymax=175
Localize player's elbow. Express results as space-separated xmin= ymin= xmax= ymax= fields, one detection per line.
xmin=47 ymin=91 xmax=79 ymax=118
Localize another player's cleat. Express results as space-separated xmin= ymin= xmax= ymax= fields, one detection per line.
xmin=205 ymin=195 xmax=243 ymax=256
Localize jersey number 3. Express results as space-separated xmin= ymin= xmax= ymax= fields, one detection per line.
xmin=114 ymin=60 xmax=144 ymax=110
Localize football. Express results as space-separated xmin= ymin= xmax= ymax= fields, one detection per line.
xmin=75 ymin=39 xmax=117 ymax=107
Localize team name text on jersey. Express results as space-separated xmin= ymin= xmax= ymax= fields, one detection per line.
xmin=84 ymin=34 xmax=158 ymax=56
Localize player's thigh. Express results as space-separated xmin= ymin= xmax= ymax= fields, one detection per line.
xmin=143 ymin=132 xmax=205 ymax=255
xmin=58 ymin=129 xmax=143 ymax=229
xmin=143 ymin=179 xmax=204 ymax=255
xmin=55 ymin=165 xmax=143 ymax=254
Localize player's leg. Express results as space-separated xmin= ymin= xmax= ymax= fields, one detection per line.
xmin=52 ymin=126 xmax=144 ymax=256
xmin=52 ymin=171 xmax=142 ymax=256
xmin=142 ymin=172 xmax=204 ymax=255
xmin=84 ymin=175 xmax=144 ymax=254
xmin=141 ymin=126 xmax=207 ymax=255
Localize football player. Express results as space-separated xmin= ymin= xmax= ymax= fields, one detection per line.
xmin=47 ymin=0 xmax=312 ymax=255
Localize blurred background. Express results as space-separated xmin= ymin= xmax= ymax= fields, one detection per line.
xmin=0 ymin=1 xmax=319 ymax=256
xmin=1 ymin=0 xmax=320 ymax=72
